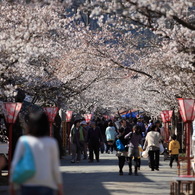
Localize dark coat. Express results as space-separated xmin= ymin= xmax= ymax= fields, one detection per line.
xmin=87 ymin=126 xmax=102 ymax=145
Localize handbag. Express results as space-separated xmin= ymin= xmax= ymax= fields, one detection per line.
xmin=116 ymin=139 xmax=125 ymax=151
xmin=12 ymin=137 xmax=36 ymax=184
xmin=159 ymin=143 xmax=164 ymax=154
xmin=142 ymin=150 xmax=148 ymax=158
xmin=142 ymin=146 xmax=149 ymax=158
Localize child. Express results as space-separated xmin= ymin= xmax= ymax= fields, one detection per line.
xmin=169 ymin=134 xmax=180 ymax=168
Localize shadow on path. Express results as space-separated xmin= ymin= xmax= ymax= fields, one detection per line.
xmin=62 ymin=171 xmax=153 ymax=195
xmin=61 ymin=155 xmax=154 ymax=195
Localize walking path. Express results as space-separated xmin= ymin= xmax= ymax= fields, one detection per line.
xmin=60 ymin=153 xmax=177 ymax=195
xmin=1 ymin=153 xmax=178 ymax=195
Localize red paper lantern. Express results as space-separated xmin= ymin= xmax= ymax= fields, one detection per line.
xmin=4 ymin=102 xmax=22 ymax=124
xmin=3 ymin=102 xmax=22 ymax=172
xmin=161 ymin=113 xmax=166 ymax=123
xmin=177 ymin=98 xmax=195 ymax=175
xmin=43 ymin=107 xmax=59 ymax=123
xmin=161 ymin=110 xmax=173 ymax=143
xmin=178 ymin=98 xmax=195 ymax=122
xmin=84 ymin=114 xmax=92 ymax=123
xmin=66 ymin=110 xmax=73 ymax=122
xmin=161 ymin=110 xmax=173 ymax=122
xmin=43 ymin=107 xmax=59 ymax=137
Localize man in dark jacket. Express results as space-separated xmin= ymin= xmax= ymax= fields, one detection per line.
xmin=87 ymin=121 xmax=102 ymax=162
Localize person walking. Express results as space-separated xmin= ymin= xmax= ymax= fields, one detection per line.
xmin=115 ymin=128 xmax=128 ymax=175
xmin=125 ymin=125 xmax=142 ymax=175
xmin=137 ymin=118 xmax=146 ymax=136
xmin=105 ymin=121 xmax=117 ymax=154
xmin=97 ymin=117 xmax=107 ymax=154
xmin=146 ymin=119 xmax=153 ymax=133
xmin=53 ymin=113 xmax=63 ymax=159
xmin=87 ymin=121 xmax=102 ymax=162
xmin=154 ymin=120 xmax=162 ymax=134
xmin=80 ymin=121 xmax=88 ymax=160
xmin=70 ymin=120 xmax=84 ymax=163
xmin=120 ymin=119 xmax=132 ymax=135
xmin=9 ymin=110 xmax=63 ymax=195
xmin=169 ymin=134 xmax=180 ymax=168
xmin=143 ymin=125 xmax=161 ymax=171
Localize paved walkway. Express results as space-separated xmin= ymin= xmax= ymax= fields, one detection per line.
xmin=1 ymin=153 xmax=178 ymax=195
xmin=61 ymin=153 xmax=177 ymax=195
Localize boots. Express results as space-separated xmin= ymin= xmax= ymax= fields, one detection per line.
xmin=134 ymin=166 xmax=138 ymax=176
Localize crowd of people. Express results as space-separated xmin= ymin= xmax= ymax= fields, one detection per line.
xmin=0 ymin=107 xmax=181 ymax=195
xmin=68 ymin=116 xmax=180 ymax=176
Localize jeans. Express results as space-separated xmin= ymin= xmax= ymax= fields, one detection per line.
xmin=21 ymin=186 xmax=56 ymax=195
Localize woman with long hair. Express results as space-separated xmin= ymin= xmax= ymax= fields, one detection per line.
xmin=10 ymin=109 xmax=63 ymax=195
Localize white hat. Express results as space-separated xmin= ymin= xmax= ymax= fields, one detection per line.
xmin=80 ymin=121 xmax=87 ymax=125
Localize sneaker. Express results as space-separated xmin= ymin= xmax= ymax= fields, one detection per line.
xmin=71 ymin=160 xmax=75 ymax=163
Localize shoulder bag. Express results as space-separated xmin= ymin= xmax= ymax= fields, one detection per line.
xmin=12 ymin=137 xmax=36 ymax=184
xmin=116 ymin=139 xmax=125 ymax=151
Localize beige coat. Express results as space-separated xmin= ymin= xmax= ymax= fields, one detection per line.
xmin=143 ymin=131 xmax=161 ymax=150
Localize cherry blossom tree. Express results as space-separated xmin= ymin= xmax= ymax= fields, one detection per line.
xmin=0 ymin=1 xmax=68 ymax=101
xmin=0 ymin=1 xmax=113 ymax=108
xmin=73 ymin=0 xmax=195 ymax=115
xmin=1 ymin=0 xmax=194 ymax=117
